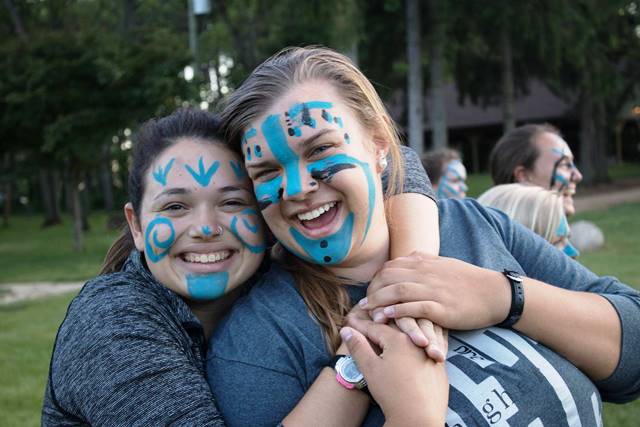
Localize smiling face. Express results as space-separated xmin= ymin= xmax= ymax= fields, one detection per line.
xmin=528 ymin=132 xmax=583 ymax=216
xmin=126 ymin=138 xmax=266 ymax=301
xmin=243 ymin=80 xmax=389 ymax=273
xmin=436 ymin=159 xmax=468 ymax=199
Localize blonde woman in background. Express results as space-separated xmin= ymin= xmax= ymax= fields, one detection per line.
xmin=478 ymin=183 xmax=580 ymax=257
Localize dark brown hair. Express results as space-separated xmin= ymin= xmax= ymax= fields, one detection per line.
xmin=100 ymin=108 xmax=224 ymax=274
xmin=489 ymin=123 xmax=561 ymax=185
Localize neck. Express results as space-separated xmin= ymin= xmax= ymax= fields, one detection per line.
xmin=187 ymin=286 xmax=243 ymax=339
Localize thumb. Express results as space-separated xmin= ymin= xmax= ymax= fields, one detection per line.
xmin=340 ymin=327 xmax=377 ymax=373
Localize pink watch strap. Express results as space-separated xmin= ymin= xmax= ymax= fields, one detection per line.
xmin=336 ymin=373 xmax=355 ymax=389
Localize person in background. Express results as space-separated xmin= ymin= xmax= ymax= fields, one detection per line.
xmin=421 ymin=148 xmax=468 ymax=199
xmin=489 ymin=123 xmax=583 ymax=217
xmin=478 ymin=183 xmax=580 ymax=257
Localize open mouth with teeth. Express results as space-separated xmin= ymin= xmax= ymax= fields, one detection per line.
xmin=181 ymin=250 xmax=232 ymax=264
xmin=296 ymin=201 xmax=340 ymax=231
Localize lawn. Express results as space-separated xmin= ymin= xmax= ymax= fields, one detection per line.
xmin=0 ymin=213 xmax=121 ymax=283
xmin=1 ymin=200 xmax=640 ymax=425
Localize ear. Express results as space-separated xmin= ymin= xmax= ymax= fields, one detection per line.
xmin=124 ymin=202 xmax=145 ymax=252
xmin=513 ymin=166 xmax=530 ymax=183
xmin=371 ymin=132 xmax=390 ymax=173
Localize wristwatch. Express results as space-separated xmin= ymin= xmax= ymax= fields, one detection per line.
xmin=497 ymin=269 xmax=525 ymax=328
xmin=330 ymin=355 xmax=367 ymax=390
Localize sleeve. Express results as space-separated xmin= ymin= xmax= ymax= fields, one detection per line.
xmin=381 ymin=145 xmax=436 ymax=201
xmin=44 ymin=287 xmax=225 ymax=426
xmin=485 ymin=206 xmax=640 ymax=403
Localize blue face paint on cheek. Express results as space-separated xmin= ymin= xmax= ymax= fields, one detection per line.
xmin=185 ymin=157 xmax=220 ymax=187
xmin=290 ymin=213 xmax=355 ymax=264
xmin=308 ymin=153 xmax=376 ymax=243
xmin=563 ymin=242 xmax=580 ymax=258
xmin=230 ymin=209 xmax=266 ymax=253
xmin=144 ymin=216 xmax=176 ymax=263
xmin=553 ymin=173 xmax=570 ymax=188
xmin=186 ymin=272 xmax=229 ymax=300
xmin=152 ymin=158 xmax=175 ymax=186
xmin=261 ymin=114 xmax=303 ymax=198
xmin=555 ymin=216 xmax=569 ymax=237
xmin=255 ymin=175 xmax=283 ymax=211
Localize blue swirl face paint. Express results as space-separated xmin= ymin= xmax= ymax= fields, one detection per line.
xmin=186 ymin=272 xmax=229 ymax=300
xmin=307 ymin=153 xmax=376 ymax=243
xmin=185 ymin=156 xmax=220 ymax=187
xmin=152 ymin=158 xmax=175 ymax=186
xmin=144 ymin=216 xmax=176 ymax=263
xmin=290 ymin=213 xmax=355 ymax=264
xmin=230 ymin=208 xmax=266 ymax=253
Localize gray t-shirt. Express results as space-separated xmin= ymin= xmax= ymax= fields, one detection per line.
xmin=207 ymin=199 xmax=640 ymax=427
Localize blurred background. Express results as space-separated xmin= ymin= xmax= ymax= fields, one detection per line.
xmin=1 ymin=1 xmax=639 ymax=425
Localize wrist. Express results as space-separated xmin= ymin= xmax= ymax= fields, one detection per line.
xmin=496 ymin=270 xmax=525 ymax=328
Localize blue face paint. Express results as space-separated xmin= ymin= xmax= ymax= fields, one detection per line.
xmin=261 ymin=114 xmax=303 ymax=198
xmin=152 ymin=158 xmax=175 ymax=186
xmin=553 ymin=173 xmax=570 ymax=188
xmin=321 ymin=109 xmax=333 ymax=123
xmin=563 ymin=242 xmax=580 ymax=258
xmin=186 ymin=272 xmax=229 ymax=300
xmin=229 ymin=160 xmax=247 ymax=180
xmin=343 ymin=133 xmax=350 ymax=144
xmin=230 ymin=209 xmax=266 ymax=253
xmin=285 ymin=101 xmax=333 ymax=137
xmin=202 ymin=225 xmax=212 ymax=236
xmin=551 ymin=147 xmax=567 ymax=157
xmin=308 ymin=153 xmax=376 ymax=243
xmin=290 ymin=213 xmax=355 ymax=264
xmin=334 ymin=117 xmax=344 ymax=128
xmin=254 ymin=175 xmax=283 ymax=211
xmin=144 ymin=216 xmax=176 ymax=263
xmin=555 ymin=216 xmax=569 ymax=237
xmin=242 ymin=128 xmax=257 ymax=161
xmin=185 ymin=157 xmax=220 ymax=187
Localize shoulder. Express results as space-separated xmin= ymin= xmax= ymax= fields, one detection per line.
xmin=439 ymin=198 xmax=511 ymax=233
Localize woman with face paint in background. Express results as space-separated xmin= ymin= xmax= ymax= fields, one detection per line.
xmin=42 ymin=109 xmax=269 ymax=425
xmin=207 ymin=46 xmax=640 ymax=427
xmin=478 ymin=183 xmax=580 ymax=258
xmin=422 ymin=148 xmax=468 ymax=199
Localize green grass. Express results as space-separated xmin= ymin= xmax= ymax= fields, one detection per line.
xmin=0 ymin=213 xmax=120 ymax=283
xmin=465 ymin=172 xmax=493 ymax=198
xmin=1 ymin=202 xmax=640 ymax=425
xmin=0 ymin=292 xmax=76 ymax=427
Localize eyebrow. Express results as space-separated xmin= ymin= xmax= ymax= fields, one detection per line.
xmin=246 ymin=128 xmax=337 ymax=170
xmin=219 ymin=185 xmax=251 ymax=194
xmin=153 ymin=188 xmax=189 ymax=201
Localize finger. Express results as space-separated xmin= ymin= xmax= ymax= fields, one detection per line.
xmin=396 ymin=317 xmax=429 ymax=347
xmin=368 ymin=266 xmax=423 ymax=294
xmin=370 ymin=307 xmax=388 ymax=323
xmin=381 ymin=301 xmax=444 ymax=323
xmin=339 ymin=327 xmax=377 ymax=373
xmin=419 ymin=319 xmax=445 ymax=362
xmin=346 ymin=310 xmax=376 ymax=336
xmin=358 ymin=322 xmax=405 ymax=351
xmin=359 ymin=282 xmax=431 ymax=310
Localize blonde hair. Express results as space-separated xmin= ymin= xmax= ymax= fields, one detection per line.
xmin=478 ymin=183 xmax=564 ymax=242
xmin=220 ymin=46 xmax=405 ymax=351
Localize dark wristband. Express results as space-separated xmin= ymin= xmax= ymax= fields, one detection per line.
xmin=496 ymin=269 xmax=525 ymax=328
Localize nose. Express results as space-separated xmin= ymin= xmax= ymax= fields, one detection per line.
xmin=281 ymin=165 xmax=318 ymax=201
xmin=571 ymin=166 xmax=583 ymax=184
xmin=189 ymin=208 xmax=222 ymax=239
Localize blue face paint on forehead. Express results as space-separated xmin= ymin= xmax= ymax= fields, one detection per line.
xmin=152 ymin=158 xmax=175 ymax=186
xmin=242 ymin=128 xmax=258 ymax=161
xmin=144 ymin=216 xmax=175 ymax=263
xmin=186 ymin=272 xmax=229 ymax=300
xmin=185 ymin=157 xmax=220 ymax=187
xmin=285 ymin=101 xmax=333 ymax=137
xmin=229 ymin=160 xmax=247 ymax=180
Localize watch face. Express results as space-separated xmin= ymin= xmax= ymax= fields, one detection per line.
xmin=337 ymin=356 xmax=364 ymax=383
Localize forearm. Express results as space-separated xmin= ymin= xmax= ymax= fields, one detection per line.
xmin=282 ymin=343 xmax=369 ymax=427
xmin=507 ymin=274 xmax=621 ymax=380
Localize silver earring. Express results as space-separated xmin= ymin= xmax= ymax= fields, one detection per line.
xmin=378 ymin=156 xmax=388 ymax=170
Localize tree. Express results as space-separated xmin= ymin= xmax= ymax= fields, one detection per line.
xmin=405 ymin=0 xmax=424 ymax=153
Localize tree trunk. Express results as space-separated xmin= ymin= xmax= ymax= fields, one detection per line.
xmin=406 ymin=0 xmax=424 ymax=153
xmin=2 ymin=152 xmax=12 ymax=227
xmin=81 ymin=172 xmax=91 ymax=231
xmin=39 ymin=168 xmax=62 ymax=227
xmin=500 ymin=27 xmax=515 ymax=132
xmin=427 ymin=0 xmax=448 ymax=149
xmin=71 ymin=170 xmax=85 ymax=252
xmin=579 ymin=87 xmax=596 ymax=185
xmin=593 ymin=99 xmax=610 ymax=183
xmin=2 ymin=0 xmax=27 ymax=41
xmin=100 ymin=143 xmax=114 ymax=213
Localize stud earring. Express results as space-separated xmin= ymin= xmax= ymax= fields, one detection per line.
xmin=378 ymin=156 xmax=388 ymax=170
